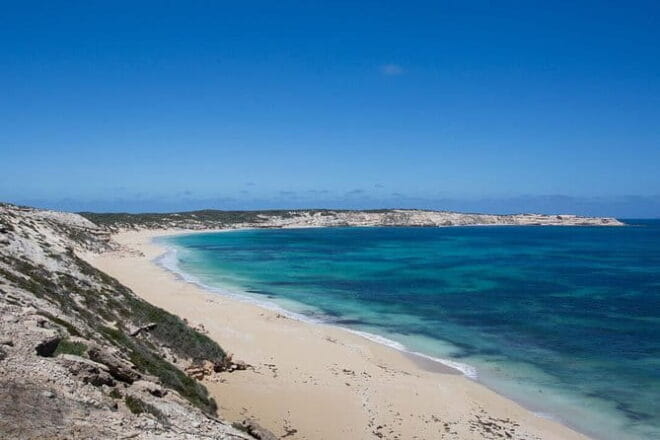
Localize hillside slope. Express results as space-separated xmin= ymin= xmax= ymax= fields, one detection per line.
xmin=0 ymin=203 xmax=270 ymax=440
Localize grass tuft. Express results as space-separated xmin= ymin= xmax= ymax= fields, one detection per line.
xmin=54 ymin=339 xmax=87 ymax=356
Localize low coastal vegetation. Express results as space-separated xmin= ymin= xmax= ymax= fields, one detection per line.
xmin=81 ymin=209 xmax=300 ymax=228
xmin=80 ymin=208 xmax=394 ymax=230
xmin=53 ymin=339 xmax=87 ymax=357
xmin=99 ymin=323 xmax=218 ymax=413
xmin=79 ymin=208 xmax=624 ymax=231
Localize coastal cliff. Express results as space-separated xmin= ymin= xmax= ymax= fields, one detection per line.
xmin=0 ymin=203 xmax=272 ymax=440
xmin=80 ymin=208 xmax=624 ymax=231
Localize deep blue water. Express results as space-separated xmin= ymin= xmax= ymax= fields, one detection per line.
xmin=161 ymin=221 xmax=660 ymax=440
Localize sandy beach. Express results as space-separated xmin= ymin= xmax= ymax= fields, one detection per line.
xmin=86 ymin=229 xmax=591 ymax=440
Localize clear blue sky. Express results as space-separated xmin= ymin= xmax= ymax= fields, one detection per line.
xmin=1 ymin=1 xmax=659 ymax=216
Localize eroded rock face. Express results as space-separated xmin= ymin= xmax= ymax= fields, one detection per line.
xmin=0 ymin=203 xmax=259 ymax=439
xmin=87 ymin=346 xmax=142 ymax=384
xmin=59 ymin=354 xmax=116 ymax=387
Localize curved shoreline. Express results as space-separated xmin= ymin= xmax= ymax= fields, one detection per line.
xmin=153 ymin=229 xmax=607 ymax=436
xmin=154 ymin=240 xmax=478 ymax=379
xmin=86 ymin=228 xmax=593 ymax=440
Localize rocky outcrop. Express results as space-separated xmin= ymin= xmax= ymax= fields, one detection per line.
xmin=59 ymin=354 xmax=117 ymax=387
xmin=186 ymin=354 xmax=250 ymax=380
xmin=232 ymin=420 xmax=279 ymax=440
xmin=87 ymin=345 xmax=144 ymax=384
xmin=0 ymin=203 xmax=264 ymax=439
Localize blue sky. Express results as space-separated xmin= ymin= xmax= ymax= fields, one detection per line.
xmin=1 ymin=1 xmax=659 ymax=216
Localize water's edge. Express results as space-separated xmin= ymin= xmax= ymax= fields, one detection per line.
xmin=149 ymin=232 xmax=603 ymax=439
xmin=153 ymin=242 xmax=478 ymax=378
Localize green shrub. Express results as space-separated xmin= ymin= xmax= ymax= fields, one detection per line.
xmin=37 ymin=311 xmax=83 ymax=337
xmin=125 ymin=297 xmax=226 ymax=363
xmin=54 ymin=339 xmax=87 ymax=356
xmin=100 ymin=326 xmax=217 ymax=415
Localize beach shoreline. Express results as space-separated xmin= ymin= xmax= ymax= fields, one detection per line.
xmin=85 ymin=228 xmax=592 ymax=440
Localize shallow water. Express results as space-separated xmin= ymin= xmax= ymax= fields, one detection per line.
xmin=161 ymin=222 xmax=660 ymax=440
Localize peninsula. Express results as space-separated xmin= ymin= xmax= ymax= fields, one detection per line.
xmin=80 ymin=208 xmax=624 ymax=231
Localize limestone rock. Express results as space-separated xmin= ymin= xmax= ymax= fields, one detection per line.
xmin=233 ymin=419 xmax=279 ymax=440
xmin=58 ymin=354 xmax=116 ymax=387
xmin=87 ymin=346 xmax=142 ymax=384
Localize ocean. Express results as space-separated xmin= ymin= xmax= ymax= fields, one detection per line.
xmin=158 ymin=221 xmax=660 ymax=440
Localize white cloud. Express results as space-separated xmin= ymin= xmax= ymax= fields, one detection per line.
xmin=380 ymin=64 xmax=404 ymax=76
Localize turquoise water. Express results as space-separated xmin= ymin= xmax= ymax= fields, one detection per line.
xmin=160 ymin=222 xmax=660 ymax=440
